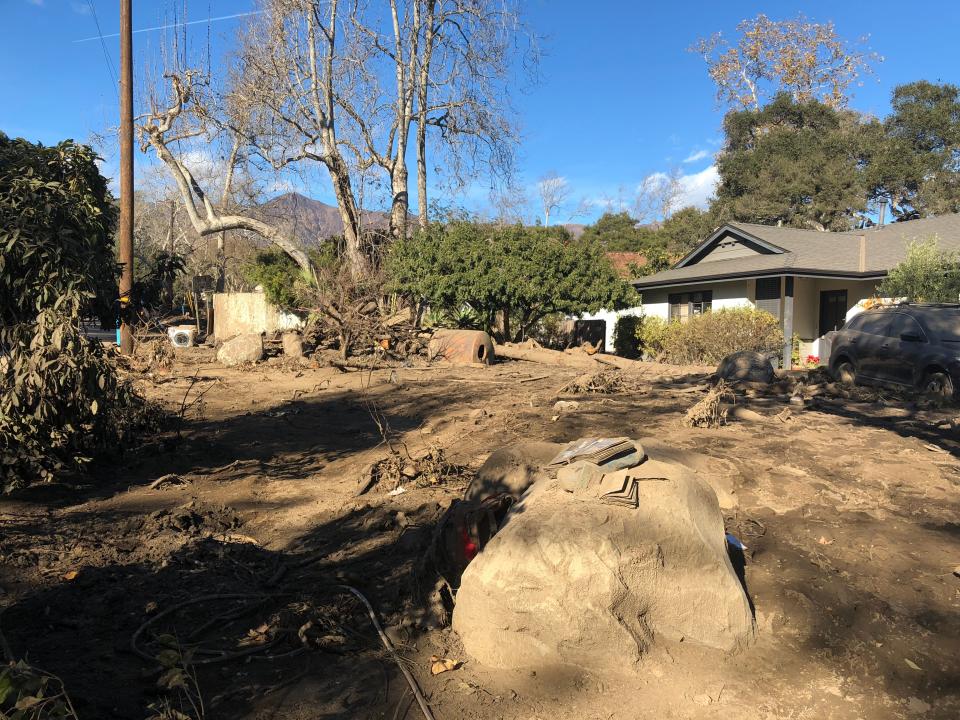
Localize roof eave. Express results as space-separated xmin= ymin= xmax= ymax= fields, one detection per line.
xmin=632 ymin=268 xmax=888 ymax=290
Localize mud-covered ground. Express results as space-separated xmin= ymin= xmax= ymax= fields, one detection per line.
xmin=2 ymin=349 xmax=959 ymax=719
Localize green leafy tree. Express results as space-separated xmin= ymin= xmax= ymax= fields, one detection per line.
xmin=879 ymin=237 xmax=960 ymax=302
xmin=581 ymin=207 xmax=718 ymax=278
xmin=0 ymin=133 xmax=157 ymax=491
xmin=388 ymin=222 xmax=637 ymax=341
xmin=580 ymin=212 xmax=646 ymax=251
xmin=714 ymin=93 xmax=868 ymax=231
xmin=654 ymin=206 xmax=720 ymax=255
xmin=866 ymin=81 xmax=960 ymax=220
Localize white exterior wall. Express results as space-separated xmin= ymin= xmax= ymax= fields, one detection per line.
xmin=638 ymin=280 xmax=753 ymax=319
xmin=580 ymin=280 xmax=753 ymax=351
xmin=578 ymin=308 xmax=642 ymax=351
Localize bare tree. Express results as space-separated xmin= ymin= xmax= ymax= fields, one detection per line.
xmin=231 ymin=0 xmax=369 ymax=275
xmin=633 ymin=169 xmax=683 ymax=224
xmin=138 ymin=72 xmax=314 ymax=275
xmin=692 ymin=13 xmax=880 ymax=111
xmin=537 ymin=172 xmax=570 ymax=226
xmin=411 ymin=0 xmax=529 ymax=230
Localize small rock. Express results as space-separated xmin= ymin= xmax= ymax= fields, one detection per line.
xmin=282 ymin=331 xmax=304 ymax=358
xmin=552 ymin=400 xmax=580 ymax=413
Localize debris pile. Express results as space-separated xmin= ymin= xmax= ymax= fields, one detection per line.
xmin=358 ymin=447 xmax=466 ymax=495
xmin=561 ymin=369 xmax=631 ymax=394
xmin=683 ymin=380 xmax=734 ymax=428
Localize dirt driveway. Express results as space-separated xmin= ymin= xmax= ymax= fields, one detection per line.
xmin=2 ymin=350 xmax=959 ymax=719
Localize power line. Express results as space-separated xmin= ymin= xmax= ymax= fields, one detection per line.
xmin=73 ymin=10 xmax=264 ymax=43
xmin=86 ymin=0 xmax=117 ymax=89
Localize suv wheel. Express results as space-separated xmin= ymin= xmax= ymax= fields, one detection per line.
xmin=923 ymin=371 xmax=954 ymax=399
xmin=835 ymin=360 xmax=856 ymax=386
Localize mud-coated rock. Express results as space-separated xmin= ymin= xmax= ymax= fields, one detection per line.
xmin=217 ymin=333 xmax=263 ymax=366
xmin=453 ymin=460 xmax=755 ymax=673
xmin=717 ymin=351 xmax=775 ymax=384
xmin=282 ymin=331 xmax=304 ymax=358
xmin=464 ymin=441 xmax=563 ymax=502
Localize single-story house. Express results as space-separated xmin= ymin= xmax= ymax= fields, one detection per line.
xmin=583 ymin=213 xmax=960 ymax=366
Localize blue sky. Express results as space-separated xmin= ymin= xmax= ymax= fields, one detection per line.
xmin=3 ymin=0 xmax=960 ymax=224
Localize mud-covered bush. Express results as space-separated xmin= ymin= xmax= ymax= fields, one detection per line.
xmin=656 ymin=308 xmax=783 ymax=365
xmin=0 ymin=133 xmax=161 ymax=492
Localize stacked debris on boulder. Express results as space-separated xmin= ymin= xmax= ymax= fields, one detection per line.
xmin=452 ymin=436 xmax=755 ymax=673
xmin=716 ymin=350 xmax=775 ymax=384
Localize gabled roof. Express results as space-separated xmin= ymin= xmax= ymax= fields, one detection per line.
xmin=633 ymin=214 xmax=960 ymax=289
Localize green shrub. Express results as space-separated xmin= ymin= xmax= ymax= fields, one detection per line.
xmin=241 ymin=246 xmax=337 ymax=310
xmin=656 ymin=308 xmax=783 ymax=365
xmin=613 ymin=314 xmax=642 ymax=357
xmin=879 ymin=236 xmax=960 ymax=303
xmin=387 ymin=221 xmax=637 ymax=341
xmin=635 ymin=315 xmax=670 ymax=359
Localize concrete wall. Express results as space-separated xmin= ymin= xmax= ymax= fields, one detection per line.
xmin=213 ymin=292 xmax=303 ymax=340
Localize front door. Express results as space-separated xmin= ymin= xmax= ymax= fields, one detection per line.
xmin=819 ymin=290 xmax=848 ymax=336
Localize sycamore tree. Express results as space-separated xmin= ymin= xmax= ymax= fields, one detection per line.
xmin=879 ymin=237 xmax=960 ymax=303
xmin=387 ymin=221 xmax=637 ymax=340
xmin=692 ymin=13 xmax=879 ymax=111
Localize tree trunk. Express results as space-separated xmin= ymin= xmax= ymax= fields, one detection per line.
xmin=390 ymin=162 xmax=409 ymax=240
xmin=416 ymin=114 xmax=428 ymax=230
xmin=325 ymin=149 xmax=366 ymax=276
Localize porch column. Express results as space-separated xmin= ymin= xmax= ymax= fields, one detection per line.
xmin=782 ymin=276 xmax=794 ymax=370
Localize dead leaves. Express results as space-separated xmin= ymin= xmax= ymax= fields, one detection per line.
xmin=429 ymin=655 xmax=460 ymax=675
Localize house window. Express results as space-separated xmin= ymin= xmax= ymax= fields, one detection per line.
xmin=669 ymin=291 xmax=713 ymax=322
xmin=755 ymin=277 xmax=782 ymax=320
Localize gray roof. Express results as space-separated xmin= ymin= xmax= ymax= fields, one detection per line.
xmin=633 ymin=214 xmax=960 ymax=289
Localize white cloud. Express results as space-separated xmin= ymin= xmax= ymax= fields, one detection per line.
xmin=71 ymin=2 xmax=91 ymax=14
xmin=682 ymin=149 xmax=711 ymax=164
xmin=265 ymin=178 xmax=296 ymax=195
xmin=27 ymin=0 xmax=44 ymax=6
xmin=673 ymin=165 xmax=719 ymax=211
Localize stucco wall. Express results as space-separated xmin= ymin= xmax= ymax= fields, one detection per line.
xmin=577 ymin=308 xmax=642 ymax=351
xmin=792 ymin=278 xmax=879 ymax=340
xmin=638 ymin=280 xmax=753 ymax=320
xmin=213 ymin=292 xmax=303 ymax=340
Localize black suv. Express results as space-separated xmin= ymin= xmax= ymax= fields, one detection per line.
xmin=829 ymin=304 xmax=960 ymax=398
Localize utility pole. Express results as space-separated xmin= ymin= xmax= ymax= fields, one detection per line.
xmin=118 ymin=0 xmax=135 ymax=354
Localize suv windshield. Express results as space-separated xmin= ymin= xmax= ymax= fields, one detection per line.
xmin=919 ymin=309 xmax=960 ymax=342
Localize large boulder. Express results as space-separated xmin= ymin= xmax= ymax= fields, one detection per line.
xmin=217 ymin=333 xmax=264 ymax=366
xmin=452 ymin=460 xmax=754 ymax=673
xmin=716 ymin=350 xmax=775 ymax=384
xmin=464 ymin=441 xmax=562 ymax=502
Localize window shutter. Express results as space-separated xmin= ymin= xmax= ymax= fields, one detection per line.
xmin=755 ymin=277 xmax=781 ymax=320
